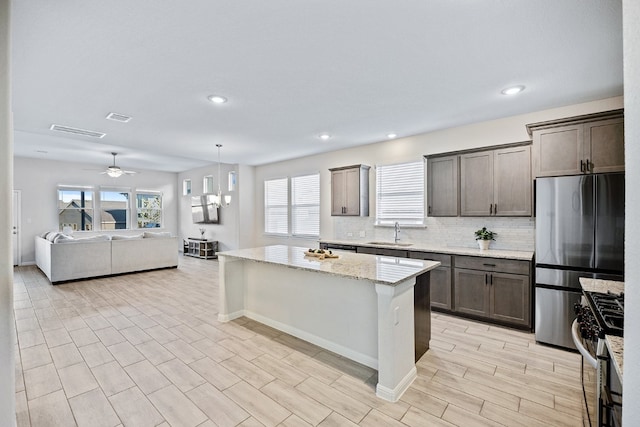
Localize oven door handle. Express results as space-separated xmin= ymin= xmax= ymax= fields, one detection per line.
xmin=571 ymin=319 xmax=598 ymax=368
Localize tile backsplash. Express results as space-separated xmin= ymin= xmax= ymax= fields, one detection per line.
xmin=332 ymin=216 xmax=535 ymax=252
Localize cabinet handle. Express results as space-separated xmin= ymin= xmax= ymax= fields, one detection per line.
xmin=485 ymin=273 xmax=488 ymax=285
xmin=494 ymin=204 xmax=497 ymax=214
xmin=586 ymin=159 xmax=592 ymax=172
xmin=483 ymin=263 xmax=496 ymax=267
xmin=580 ymin=160 xmax=585 ymax=173
xmin=428 ymin=206 xmax=432 ymax=215
xmin=490 ymin=204 xmax=493 ymax=215
xmin=490 ymin=274 xmax=493 ymax=285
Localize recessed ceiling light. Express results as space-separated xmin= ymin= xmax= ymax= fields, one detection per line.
xmin=387 ymin=133 xmax=397 ymax=139
xmin=208 ymin=95 xmax=228 ymax=104
xmin=501 ymin=85 xmax=525 ymax=95
xmin=318 ymin=133 xmax=332 ymax=141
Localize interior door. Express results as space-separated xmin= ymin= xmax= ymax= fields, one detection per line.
xmin=12 ymin=190 xmax=20 ymax=266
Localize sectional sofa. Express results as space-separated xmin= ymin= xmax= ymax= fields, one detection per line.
xmin=35 ymin=231 xmax=179 ymax=284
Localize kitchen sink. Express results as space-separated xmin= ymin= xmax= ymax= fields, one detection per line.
xmin=367 ymin=241 xmax=413 ymax=247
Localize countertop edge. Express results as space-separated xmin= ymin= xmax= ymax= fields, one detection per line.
xmin=605 ymin=335 xmax=624 ymax=381
xmin=578 ymin=278 xmax=625 ymax=295
xmin=218 ymin=246 xmax=441 ymax=286
xmin=319 ymin=239 xmax=534 ymax=261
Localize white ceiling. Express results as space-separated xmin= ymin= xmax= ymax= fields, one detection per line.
xmin=11 ymin=1 xmax=623 ymax=173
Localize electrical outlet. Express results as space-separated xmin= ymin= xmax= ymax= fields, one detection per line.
xmin=359 ymin=230 xmax=366 ymax=237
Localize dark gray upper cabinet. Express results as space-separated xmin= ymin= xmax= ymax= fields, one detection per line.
xmin=329 ymin=165 xmax=370 ymax=216
xmin=460 ymin=145 xmax=532 ymax=217
xmin=528 ymin=110 xmax=624 ymax=177
xmin=427 ymin=155 xmax=459 ymax=216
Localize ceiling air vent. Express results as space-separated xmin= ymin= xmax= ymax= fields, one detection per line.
xmin=49 ymin=124 xmax=106 ymax=139
xmin=105 ymin=112 xmax=132 ymax=123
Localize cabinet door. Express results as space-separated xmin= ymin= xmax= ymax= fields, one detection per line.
xmin=343 ymin=168 xmax=361 ymax=215
xmin=585 ymin=118 xmax=625 ymax=173
xmin=489 ymin=272 xmax=530 ymax=326
xmin=460 ymin=151 xmax=493 ymax=216
xmin=427 ymin=155 xmax=459 ymax=216
xmin=331 ymin=170 xmax=346 ymax=215
xmin=430 ymin=266 xmax=452 ymax=310
xmin=533 ymin=124 xmax=584 ymax=177
xmin=493 ymin=146 xmax=532 ymax=216
xmin=454 ymin=268 xmax=489 ymax=317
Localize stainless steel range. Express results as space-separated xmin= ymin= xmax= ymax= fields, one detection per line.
xmin=573 ymin=291 xmax=623 ymax=427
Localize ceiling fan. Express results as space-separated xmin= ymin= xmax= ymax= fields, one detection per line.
xmin=101 ymin=152 xmax=137 ymax=178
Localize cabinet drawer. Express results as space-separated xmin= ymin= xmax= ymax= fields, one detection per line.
xmin=356 ymin=246 xmax=408 ymax=258
xmin=454 ymin=255 xmax=530 ymax=275
xmin=408 ymin=251 xmax=451 ymax=267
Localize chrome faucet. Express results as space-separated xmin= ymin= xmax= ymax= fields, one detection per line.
xmin=394 ymin=222 xmax=401 ymax=243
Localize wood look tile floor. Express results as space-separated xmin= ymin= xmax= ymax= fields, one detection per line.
xmin=13 ymin=257 xmax=584 ymax=427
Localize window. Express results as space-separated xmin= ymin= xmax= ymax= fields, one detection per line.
xmin=376 ymin=160 xmax=425 ymax=225
xmin=291 ymin=174 xmax=320 ymax=236
xmin=100 ymin=190 xmax=130 ymax=230
xmin=203 ymin=175 xmax=214 ymax=193
xmin=264 ymin=178 xmax=288 ymax=234
xmin=136 ymin=192 xmax=163 ymax=228
xmin=264 ymin=173 xmax=320 ymax=236
xmin=58 ymin=188 xmax=94 ymax=231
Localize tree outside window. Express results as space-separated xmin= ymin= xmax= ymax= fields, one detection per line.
xmin=137 ymin=193 xmax=162 ymax=228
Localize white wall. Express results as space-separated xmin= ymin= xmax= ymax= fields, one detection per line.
xmin=622 ymin=0 xmax=639 ymax=423
xmin=177 ymin=162 xmax=244 ymax=252
xmin=253 ymin=96 xmax=623 ymax=251
xmin=0 ymin=0 xmax=15 ymax=424
xmin=13 ymin=157 xmax=179 ymax=264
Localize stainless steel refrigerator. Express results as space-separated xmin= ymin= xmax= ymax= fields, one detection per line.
xmin=535 ymin=173 xmax=624 ymax=349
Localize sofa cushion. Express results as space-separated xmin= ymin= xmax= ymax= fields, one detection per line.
xmin=111 ymin=234 xmax=143 ymax=240
xmin=143 ymin=231 xmax=172 ymax=238
xmin=57 ymin=234 xmax=111 ymax=243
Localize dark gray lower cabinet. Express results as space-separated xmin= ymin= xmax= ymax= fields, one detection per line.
xmin=454 ymin=263 xmax=530 ymax=327
xmin=408 ymin=252 xmax=452 ymax=310
xmin=454 ymin=268 xmax=489 ymax=317
xmin=324 ymin=243 xmax=532 ymax=329
xmin=355 ymin=246 xmax=408 ymax=258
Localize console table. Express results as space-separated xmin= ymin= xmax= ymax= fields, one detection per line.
xmin=184 ymin=238 xmax=218 ymax=259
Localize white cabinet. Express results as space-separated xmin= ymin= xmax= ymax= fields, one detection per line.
xmin=329 ymin=165 xmax=370 ymax=216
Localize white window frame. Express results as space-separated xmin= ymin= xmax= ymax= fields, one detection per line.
xmin=57 ymin=186 xmax=95 ymax=232
xmin=291 ymin=173 xmax=320 ymax=237
xmin=135 ymin=190 xmax=163 ymax=229
xmin=264 ymin=177 xmax=289 ymax=235
xmin=99 ymin=187 xmax=132 ymax=230
xmin=375 ymin=160 xmax=425 ymax=226
xmin=264 ymin=173 xmax=320 ymax=237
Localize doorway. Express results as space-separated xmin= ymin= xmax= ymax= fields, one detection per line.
xmin=12 ymin=190 xmax=20 ymax=266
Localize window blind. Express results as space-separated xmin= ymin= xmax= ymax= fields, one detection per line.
xmin=291 ymin=173 xmax=320 ymax=236
xmin=264 ymin=178 xmax=288 ymax=234
xmin=376 ymin=161 xmax=424 ymax=225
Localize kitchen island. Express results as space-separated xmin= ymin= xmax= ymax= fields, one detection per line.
xmin=217 ymin=245 xmax=440 ymax=402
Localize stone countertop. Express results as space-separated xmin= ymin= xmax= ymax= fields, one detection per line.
xmin=606 ymin=335 xmax=624 ymax=381
xmin=578 ymin=278 xmax=625 ymax=295
xmin=218 ymin=245 xmax=440 ymax=286
xmin=319 ymin=239 xmax=534 ymax=261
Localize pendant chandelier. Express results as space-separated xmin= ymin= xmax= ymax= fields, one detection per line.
xmin=212 ymin=144 xmax=231 ymax=207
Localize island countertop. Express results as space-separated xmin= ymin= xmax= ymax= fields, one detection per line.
xmin=217 ymin=245 xmax=440 ymax=286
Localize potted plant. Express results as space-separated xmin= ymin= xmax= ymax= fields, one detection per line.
xmin=474 ymin=227 xmax=496 ymax=250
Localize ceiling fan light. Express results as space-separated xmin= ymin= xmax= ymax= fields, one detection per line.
xmin=107 ymin=167 xmax=124 ymax=178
